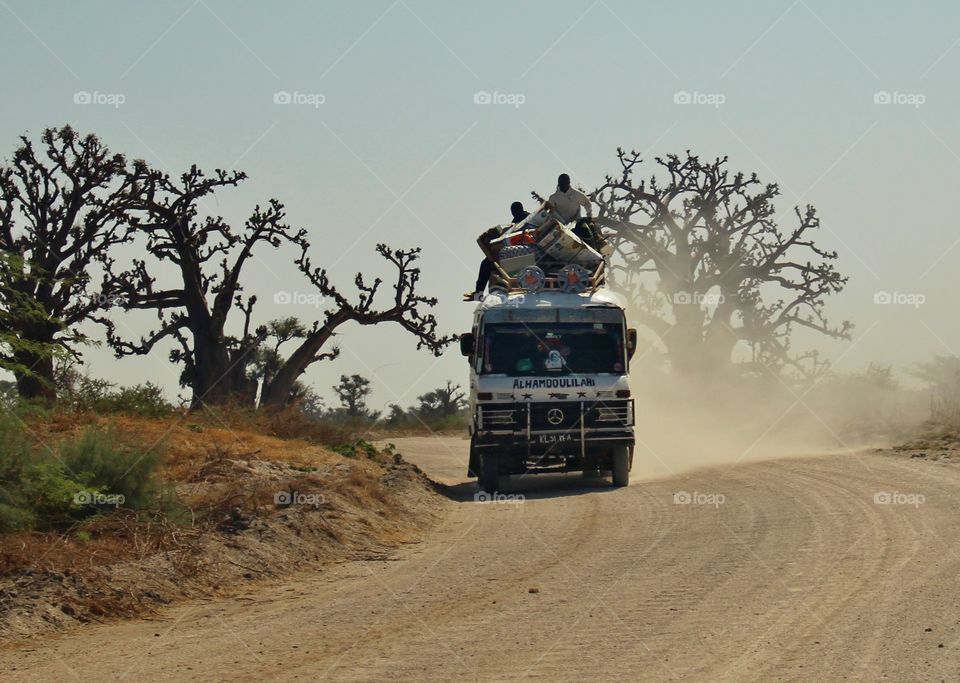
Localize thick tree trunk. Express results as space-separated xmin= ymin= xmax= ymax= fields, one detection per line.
xmin=260 ymin=313 xmax=346 ymax=408
xmin=13 ymin=349 xmax=56 ymax=403
xmin=665 ymin=296 xmax=707 ymax=375
xmin=179 ymin=285 xmax=258 ymax=408
xmin=664 ymin=321 xmax=739 ymax=379
xmin=188 ymin=328 xmax=241 ymax=409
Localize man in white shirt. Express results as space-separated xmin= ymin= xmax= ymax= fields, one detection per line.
xmin=548 ymin=173 xmax=592 ymax=224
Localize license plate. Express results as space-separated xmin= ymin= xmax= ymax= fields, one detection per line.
xmin=538 ymin=433 xmax=573 ymax=444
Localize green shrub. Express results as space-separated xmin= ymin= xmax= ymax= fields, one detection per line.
xmin=60 ymin=427 xmax=162 ymax=510
xmin=103 ymin=383 xmax=173 ymax=416
xmin=0 ymin=419 xmax=163 ymax=532
xmin=0 ymin=502 xmax=34 ymax=532
xmin=19 ymin=461 xmax=88 ymax=528
xmin=0 ymin=414 xmax=36 ymax=531
xmin=0 ymin=414 xmax=30 ymax=481
xmin=57 ymin=368 xmax=174 ymax=416
xmin=332 ymin=439 xmax=380 ymax=460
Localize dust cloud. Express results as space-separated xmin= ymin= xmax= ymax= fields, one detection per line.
xmin=628 ymin=362 xmax=929 ymax=481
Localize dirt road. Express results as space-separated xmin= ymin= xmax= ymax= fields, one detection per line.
xmin=4 ymin=437 xmax=960 ymax=681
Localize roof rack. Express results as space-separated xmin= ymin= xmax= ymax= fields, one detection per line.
xmin=488 ymin=260 xmax=606 ymax=294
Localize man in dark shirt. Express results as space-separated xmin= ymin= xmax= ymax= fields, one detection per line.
xmin=510 ymin=201 xmax=529 ymax=224
xmin=465 ymin=202 xmax=530 ymax=301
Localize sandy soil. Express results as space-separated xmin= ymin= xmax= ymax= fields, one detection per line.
xmin=3 ymin=436 xmax=960 ymax=681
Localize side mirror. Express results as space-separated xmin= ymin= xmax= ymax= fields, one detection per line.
xmin=626 ymin=328 xmax=637 ymax=360
xmin=459 ymin=332 xmax=475 ymax=358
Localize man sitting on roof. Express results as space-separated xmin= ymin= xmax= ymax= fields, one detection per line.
xmin=549 ymin=173 xmax=592 ymax=223
xmin=509 ymin=200 xmax=530 ymax=225
xmin=548 ymin=173 xmax=597 ymax=245
xmin=463 ymin=201 xmax=530 ymax=302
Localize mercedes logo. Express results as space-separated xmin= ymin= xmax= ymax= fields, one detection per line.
xmin=546 ymin=408 xmax=564 ymax=425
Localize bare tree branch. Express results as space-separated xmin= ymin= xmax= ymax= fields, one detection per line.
xmin=594 ymin=149 xmax=852 ymax=380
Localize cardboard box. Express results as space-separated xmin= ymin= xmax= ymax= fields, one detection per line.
xmin=498 ymin=245 xmax=539 ymax=276
xmin=537 ymin=226 xmax=602 ymax=267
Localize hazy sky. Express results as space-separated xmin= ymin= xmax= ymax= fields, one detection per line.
xmin=1 ymin=0 xmax=958 ymax=407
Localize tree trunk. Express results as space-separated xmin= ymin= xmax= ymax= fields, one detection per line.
xmin=188 ymin=328 xmax=239 ymax=409
xmin=260 ymin=314 xmax=346 ymax=408
xmin=665 ymin=294 xmax=707 ymax=375
xmin=13 ymin=349 xmax=56 ymax=403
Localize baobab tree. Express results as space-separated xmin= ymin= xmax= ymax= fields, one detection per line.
xmin=331 ymin=374 xmax=376 ymax=419
xmin=593 ymin=149 xmax=852 ymax=379
xmin=102 ymin=164 xmax=265 ymax=407
xmin=104 ymin=163 xmax=453 ymax=409
xmin=0 ymin=126 xmax=140 ymax=400
xmin=416 ymin=381 xmax=467 ymax=417
xmin=259 ymin=242 xmax=454 ymax=408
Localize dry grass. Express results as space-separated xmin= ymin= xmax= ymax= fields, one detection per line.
xmin=0 ymin=513 xmax=193 ymax=575
xmin=20 ymin=410 xmax=345 ymax=482
xmin=0 ymin=411 xmax=443 ymax=639
xmin=343 ymin=467 xmax=391 ymax=506
xmin=0 ymin=410 xmax=384 ymax=581
xmin=893 ymin=421 xmax=960 ymax=453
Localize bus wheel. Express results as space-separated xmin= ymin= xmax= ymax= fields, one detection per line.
xmin=612 ymin=446 xmax=630 ymax=487
xmin=479 ymin=453 xmax=499 ymax=493
xmin=468 ymin=437 xmax=481 ymax=478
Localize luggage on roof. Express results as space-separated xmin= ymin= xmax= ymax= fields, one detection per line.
xmin=477 ymin=202 xmax=608 ymax=294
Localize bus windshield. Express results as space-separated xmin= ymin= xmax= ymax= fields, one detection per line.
xmin=480 ymin=322 xmax=625 ymax=376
